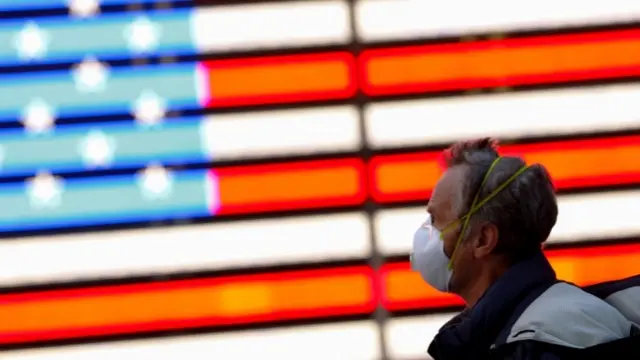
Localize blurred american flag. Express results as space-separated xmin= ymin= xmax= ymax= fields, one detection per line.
xmin=1 ymin=0 xmax=640 ymax=359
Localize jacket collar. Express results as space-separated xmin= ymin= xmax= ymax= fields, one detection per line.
xmin=428 ymin=251 xmax=557 ymax=360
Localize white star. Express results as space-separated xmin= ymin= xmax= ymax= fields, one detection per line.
xmin=72 ymin=57 xmax=109 ymax=93
xmin=137 ymin=164 xmax=173 ymax=200
xmin=68 ymin=0 xmax=100 ymax=18
xmin=21 ymin=99 xmax=56 ymax=133
xmin=13 ymin=22 xmax=49 ymax=61
xmin=79 ymin=130 xmax=115 ymax=168
xmin=124 ymin=16 xmax=161 ymax=54
xmin=132 ymin=90 xmax=167 ymax=126
xmin=26 ymin=172 xmax=64 ymax=209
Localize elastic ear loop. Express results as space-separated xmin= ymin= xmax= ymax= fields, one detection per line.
xmin=446 ymin=160 xmax=530 ymax=269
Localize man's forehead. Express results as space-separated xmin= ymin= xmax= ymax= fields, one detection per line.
xmin=429 ymin=168 xmax=465 ymax=215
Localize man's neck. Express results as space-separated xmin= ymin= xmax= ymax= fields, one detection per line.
xmin=460 ymin=262 xmax=510 ymax=308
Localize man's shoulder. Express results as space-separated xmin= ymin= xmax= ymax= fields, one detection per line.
xmin=505 ymin=282 xmax=631 ymax=348
xmin=584 ymin=274 xmax=640 ymax=326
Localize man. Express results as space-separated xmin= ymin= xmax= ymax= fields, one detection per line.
xmin=410 ymin=138 xmax=639 ymax=359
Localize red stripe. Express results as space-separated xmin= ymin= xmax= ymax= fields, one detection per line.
xmin=370 ymin=135 xmax=640 ymax=203
xmin=213 ymin=158 xmax=367 ymax=215
xmin=360 ymin=29 xmax=640 ymax=96
xmin=0 ymin=266 xmax=375 ymax=345
xmin=202 ymin=52 xmax=357 ymax=108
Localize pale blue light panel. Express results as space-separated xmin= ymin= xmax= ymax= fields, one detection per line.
xmin=0 ymin=9 xmax=195 ymax=66
xmin=0 ymin=0 xmax=191 ymax=11
xmin=0 ymin=117 xmax=205 ymax=177
xmin=0 ymin=63 xmax=200 ymax=122
xmin=0 ymin=170 xmax=210 ymax=232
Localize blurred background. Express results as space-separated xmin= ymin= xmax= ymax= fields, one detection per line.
xmin=1 ymin=0 xmax=640 ymax=359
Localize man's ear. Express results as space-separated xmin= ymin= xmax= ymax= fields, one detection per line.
xmin=473 ymin=223 xmax=499 ymax=259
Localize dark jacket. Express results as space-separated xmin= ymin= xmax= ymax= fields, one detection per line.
xmin=427 ymin=251 xmax=640 ymax=360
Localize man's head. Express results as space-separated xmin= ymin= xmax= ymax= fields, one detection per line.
xmin=427 ymin=138 xmax=558 ymax=301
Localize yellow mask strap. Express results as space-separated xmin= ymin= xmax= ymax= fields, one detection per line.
xmin=447 ymin=158 xmax=529 ymax=269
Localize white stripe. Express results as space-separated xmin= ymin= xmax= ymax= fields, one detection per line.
xmin=385 ymin=314 xmax=456 ymax=360
xmin=365 ymin=83 xmax=640 ymax=149
xmin=200 ymin=105 xmax=361 ymax=160
xmin=191 ymin=1 xmax=351 ymax=52
xmin=356 ymin=0 xmax=640 ymax=41
xmin=549 ymin=190 xmax=640 ymax=244
xmin=375 ymin=190 xmax=640 ymax=255
xmin=0 ymin=212 xmax=371 ymax=287
xmin=2 ymin=321 xmax=380 ymax=360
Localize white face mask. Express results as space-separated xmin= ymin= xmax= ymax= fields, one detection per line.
xmin=410 ymin=215 xmax=453 ymax=292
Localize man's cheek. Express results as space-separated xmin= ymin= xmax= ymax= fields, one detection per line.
xmin=443 ymin=237 xmax=456 ymax=258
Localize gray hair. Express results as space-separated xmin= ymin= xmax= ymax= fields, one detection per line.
xmin=444 ymin=138 xmax=558 ymax=260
